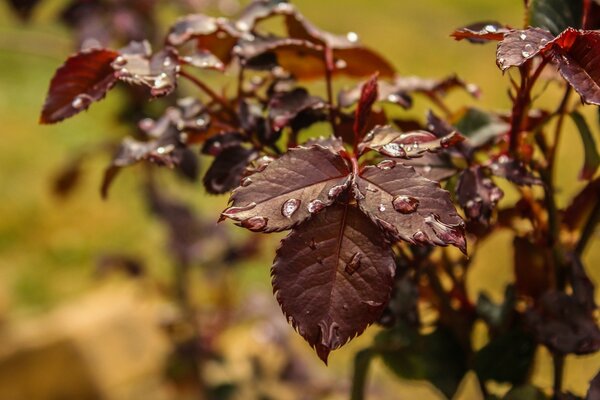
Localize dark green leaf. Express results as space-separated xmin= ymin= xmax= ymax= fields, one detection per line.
xmin=570 ymin=111 xmax=600 ymax=180
xmin=529 ymin=0 xmax=582 ymax=35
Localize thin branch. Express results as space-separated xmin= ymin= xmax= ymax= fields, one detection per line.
xmin=180 ymin=69 xmax=239 ymax=123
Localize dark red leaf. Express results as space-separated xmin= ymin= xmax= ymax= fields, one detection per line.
xmin=272 ymin=203 xmax=395 ymax=363
xmin=489 ymin=155 xmax=543 ymax=185
xmin=303 ymin=136 xmax=345 ymax=153
xmin=354 ymin=73 xmax=379 ymax=138
xmin=40 ymin=48 xmax=119 ymax=124
xmin=354 ymin=163 xmax=466 ymax=252
xmin=456 ymin=166 xmax=504 ymax=225
xmin=268 ymin=88 xmax=326 ymax=132
xmin=566 ymin=253 xmax=597 ymax=312
xmin=550 ymin=29 xmax=600 ymax=105
xmin=525 ymin=291 xmax=600 ymax=355
xmin=235 ymin=0 xmax=288 ymax=32
xmin=451 ymin=21 xmax=509 ymax=43
xmin=221 ymin=146 xmax=351 ymax=232
xmin=115 ymin=46 xmax=180 ymax=97
xmin=359 ymin=126 xmax=464 ymax=158
xmin=496 ymin=27 xmax=554 ymax=71
xmin=401 ymin=154 xmax=458 ymax=182
xmin=204 ymin=146 xmax=257 ymax=195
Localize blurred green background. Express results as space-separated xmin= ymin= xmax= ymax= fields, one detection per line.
xmin=0 ymin=0 xmax=599 ymax=399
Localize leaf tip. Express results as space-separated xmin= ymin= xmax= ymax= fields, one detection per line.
xmin=315 ymin=344 xmax=331 ymax=365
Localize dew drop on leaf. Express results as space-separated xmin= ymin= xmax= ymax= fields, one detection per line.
xmin=307 ymin=199 xmax=326 ymax=214
xmin=378 ymin=204 xmax=386 ymax=212
xmin=361 ymin=300 xmax=383 ymax=307
xmin=412 ymin=230 xmax=429 ymax=244
xmin=328 ymin=184 xmax=347 ymax=199
xmin=240 ymin=177 xmax=252 ymax=187
xmin=425 ymin=214 xmax=465 ymax=249
xmin=308 ymin=238 xmax=317 ymax=250
xmin=345 ymin=252 xmax=362 ymax=275
xmin=281 ymin=198 xmax=301 ymax=218
xmin=521 ymin=43 xmax=534 ymax=58
xmin=381 ymin=143 xmax=407 ymax=158
xmin=520 ymin=33 xmax=527 ymax=40
xmin=241 ymin=216 xmax=268 ymax=231
xmin=377 ymin=159 xmax=396 ymax=170
xmin=222 ymin=202 xmax=257 ymax=217
xmin=392 ymin=195 xmax=419 ymax=214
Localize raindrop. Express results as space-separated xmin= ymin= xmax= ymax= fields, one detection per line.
xmin=440 ymin=136 xmax=452 ymax=148
xmin=308 ymin=238 xmax=317 ymax=250
xmin=71 ymin=95 xmax=89 ymax=109
xmin=490 ymin=186 xmax=504 ymax=203
xmin=521 ymin=43 xmax=534 ymax=58
xmin=539 ymin=38 xmax=548 ymax=48
xmin=195 ymin=118 xmax=206 ymax=127
xmin=378 ymin=204 xmax=386 ymax=212
xmin=465 ymin=199 xmax=482 ymax=217
xmin=112 ymin=56 xmax=126 ymax=68
xmin=222 ymin=202 xmax=257 ymax=217
xmin=235 ymin=21 xmax=250 ymax=32
xmin=374 ymin=217 xmax=398 ymax=236
xmin=364 ymin=131 xmax=375 ymax=142
xmin=381 ymin=143 xmax=407 ymax=158
xmin=281 ymin=198 xmax=301 ymax=218
xmin=335 ymin=59 xmax=347 ymax=69
xmin=519 ymin=33 xmax=527 ymax=40
xmin=241 ymin=216 xmax=268 ymax=231
xmin=484 ymin=24 xmax=497 ymax=33
xmin=498 ymin=57 xmax=505 ymax=65
xmin=328 ymin=184 xmax=346 ymax=199
xmin=422 ymin=165 xmax=432 ymax=173
xmin=156 ymin=146 xmax=167 ymax=154
xmin=392 ymin=195 xmax=419 ymax=214
xmin=345 ymin=252 xmax=362 ymax=275
xmin=346 ymin=31 xmax=359 ymax=42
xmin=362 ymin=300 xmax=382 ymax=307
xmin=412 ymin=230 xmax=429 ymax=243
xmin=154 ymin=72 xmax=170 ymax=89
xmin=308 ymin=199 xmax=326 ymax=214
xmin=240 ymin=177 xmax=252 ymax=187
xmin=377 ymin=159 xmax=396 ymax=170
xmin=387 ymin=94 xmax=401 ymax=103
xmin=162 ymin=57 xmax=172 ymax=67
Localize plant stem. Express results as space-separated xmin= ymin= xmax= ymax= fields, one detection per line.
xmin=180 ymin=69 xmax=239 ymax=123
xmin=553 ymin=354 xmax=565 ymax=396
xmin=350 ymin=349 xmax=375 ymax=400
xmin=324 ymin=46 xmax=339 ymax=138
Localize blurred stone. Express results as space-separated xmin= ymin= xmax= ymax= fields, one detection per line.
xmin=0 ymin=283 xmax=171 ymax=400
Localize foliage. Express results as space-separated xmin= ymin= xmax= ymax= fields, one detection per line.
xmin=26 ymin=0 xmax=600 ymax=398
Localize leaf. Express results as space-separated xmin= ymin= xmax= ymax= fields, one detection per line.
xmin=570 ymin=111 xmax=600 ymax=180
xmin=115 ymin=46 xmax=180 ymax=97
xmin=268 ymin=88 xmax=326 ymax=132
xmin=489 ymin=156 xmax=543 ymax=186
xmin=7 ymin=0 xmax=40 ymax=20
xmin=359 ymin=126 xmax=464 ymax=159
xmin=272 ymin=203 xmax=395 ymax=363
xmin=496 ymin=28 xmax=554 ymax=71
xmin=529 ymin=0 xmax=582 ymax=35
xmin=40 ymin=48 xmax=119 ymax=124
xmin=354 ymin=73 xmax=379 ymax=138
xmin=350 ymin=349 xmax=375 ymax=400
xmin=513 ymin=236 xmax=554 ymax=299
xmin=563 ymin=177 xmax=600 ymax=230
xmin=551 ymin=29 xmax=600 ymax=105
xmin=235 ymin=0 xmax=288 ymax=32
xmin=566 ymin=253 xmax=597 ymax=312
xmin=503 ymin=385 xmax=549 ymax=400
xmin=375 ymin=324 xmax=467 ymax=399
xmin=474 ymin=328 xmax=536 ymax=385
xmin=456 ymin=166 xmax=504 ymax=225
xmin=204 ymin=146 xmax=257 ymax=195
xmin=454 ymin=107 xmax=510 ymax=148
xmin=354 ymin=163 xmax=466 ymax=252
xmin=451 ymin=21 xmax=509 ymax=44
xmin=525 ymin=291 xmax=600 ymax=355
xmin=587 ymin=371 xmax=600 ymax=400
xmin=221 ymin=146 xmax=351 ymax=232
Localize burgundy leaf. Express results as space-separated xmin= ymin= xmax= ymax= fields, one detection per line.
xmin=272 ymin=203 xmax=395 ymax=363
xmin=550 ymin=29 xmax=600 ymax=105
xmin=40 ymin=48 xmax=119 ymax=124
xmin=525 ymin=291 xmax=600 ymax=355
xmin=354 ymin=163 xmax=466 ymax=253
xmin=456 ymin=166 xmax=504 ymax=225
xmin=489 ymin=155 xmax=542 ymax=186
xmin=566 ymin=253 xmax=597 ymax=312
xmin=359 ymin=126 xmax=464 ymax=158
xmin=562 ymin=177 xmax=600 ymax=230
xmin=401 ymin=154 xmax=458 ymax=182
xmin=303 ymin=136 xmax=345 ymax=153
xmin=354 ymin=73 xmax=379 ymax=138
xmin=268 ymin=88 xmax=326 ymax=132
xmin=451 ymin=21 xmax=509 ymax=44
xmin=204 ymin=146 xmax=257 ymax=195
xmin=221 ymin=146 xmax=351 ymax=232
xmin=180 ymin=51 xmax=226 ymax=71
xmin=115 ymin=46 xmax=179 ymax=97
xmin=496 ymin=27 xmax=554 ymax=71
xmin=201 ymin=132 xmax=246 ymax=156
xmin=235 ymin=0 xmax=288 ymax=32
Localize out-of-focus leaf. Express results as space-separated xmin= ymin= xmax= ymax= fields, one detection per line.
xmin=375 ymin=324 xmax=467 ymax=399
xmin=303 ymin=136 xmax=345 ymax=153
xmin=570 ymin=111 xmax=600 ymax=180
xmin=525 ymin=291 xmax=600 ymax=355
xmin=40 ymin=48 xmax=119 ymax=124
xmin=354 ymin=163 xmax=466 ymax=253
xmin=456 ymin=166 xmax=504 ymax=225
xmin=489 ymin=156 xmax=543 ymax=186
xmin=221 ymin=146 xmax=351 ymax=232
xmin=587 ymin=371 xmax=600 ymax=400
xmin=268 ymin=88 xmax=326 ymax=132
xmin=476 ymin=285 xmax=516 ymax=329
xmin=350 ymin=349 xmax=375 ymax=400
xmin=96 ymin=254 xmax=145 ymax=277
xmin=566 ymin=253 xmax=597 ymax=311
xmin=7 ymin=0 xmax=40 ymax=20
xmin=503 ymin=385 xmax=548 ymax=400
xmin=354 ymin=73 xmax=379 ymax=138
xmin=175 ymin=148 xmax=200 ymax=182
xmin=203 ymin=146 xmax=256 ymax=194
xmin=201 ymin=132 xmax=246 ymax=156
xmin=513 ymin=236 xmax=554 ymax=299
xmin=400 ymin=153 xmax=457 ymax=182
xmin=454 ymin=107 xmax=510 ymax=148
xmin=474 ymin=328 xmax=536 ymax=385
xmin=496 ymin=28 xmax=554 ymax=71
xmin=451 ymin=21 xmax=509 ymax=43
xmin=551 ymin=29 xmax=600 ymax=105
xmin=115 ymin=46 xmax=179 ymax=97
xmin=235 ymin=0 xmax=288 ymax=32
xmin=272 ymin=204 xmax=395 ymax=363
xmin=52 ymin=158 xmax=84 ymax=198
xmin=529 ymin=0 xmax=582 ymax=35
xmin=563 ymin=177 xmax=600 ymax=230
xmin=359 ymin=126 xmax=464 ymax=158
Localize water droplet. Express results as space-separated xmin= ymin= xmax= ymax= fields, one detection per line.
xmin=364 ymin=131 xmax=375 ymax=142
xmin=425 ymin=214 xmax=465 ymax=250
xmin=342 ymin=304 xmax=349 ymax=310
xmin=521 ymin=43 xmax=534 ymax=58
xmin=308 ymin=199 xmax=326 ymax=214
xmin=498 ymin=57 xmax=505 ymax=65
xmin=222 ymin=202 xmax=257 ymax=217
xmin=276 ymin=2 xmax=294 ymax=12
xmin=235 ymin=20 xmax=250 ymax=32
xmin=378 ymin=204 xmax=386 ymax=212
xmin=282 ymin=198 xmax=301 ymax=218
xmin=240 ymin=177 xmax=252 ymax=187
xmin=112 ymin=56 xmax=126 ymax=68
xmin=195 ymin=118 xmax=206 ymax=127
xmin=154 ymin=72 xmax=170 ymax=89
xmin=381 ymin=143 xmax=407 ymax=158
xmin=306 ymin=310 xmax=311 ymax=315
xmin=412 ymin=230 xmax=429 ymax=244
xmin=423 ymin=165 xmax=432 ymax=173
xmin=71 ymin=95 xmax=90 ymax=109
xmin=308 ymin=238 xmax=317 ymax=250
xmin=346 ymin=31 xmax=359 ymax=42
xmin=241 ymin=216 xmax=268 ymax=231
xmin=377 ymin=159 xmax=396 ymax=170
xmin=539 ymin=38 xmax=548 ymax=48
xmin=362 ymin=300 xmax=382 ymax=307
xmin=328 ymin=184 xmax=346 ymax=199
xmin=162 ymin=57 xmax=172 ymax=67
xmin=484 ymin=24 xmax=497 ymax=33
xmin=374 ymin=217 xmax=398 ymax=236
xmin=335 ymin=59 xmax=347 ymax=69
xmin=465 ymin=199 xmax=482 ymax=217
xmin=387 ymin=94 xmax=401 ymax=103
xmin=392 ymin=195 xmax=419 ymax=214
xmin=490 ymin=186 xmax=504 ymax=203
xmin=440 ymin=136 xmax=452 ymax=148
xmin=345 ymin=252 xmax=362 ymax=275
xmin=156 ymin=146 xmax=167 ymax=154
xmin=519 ymin=33 xmax=527 ymax=40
